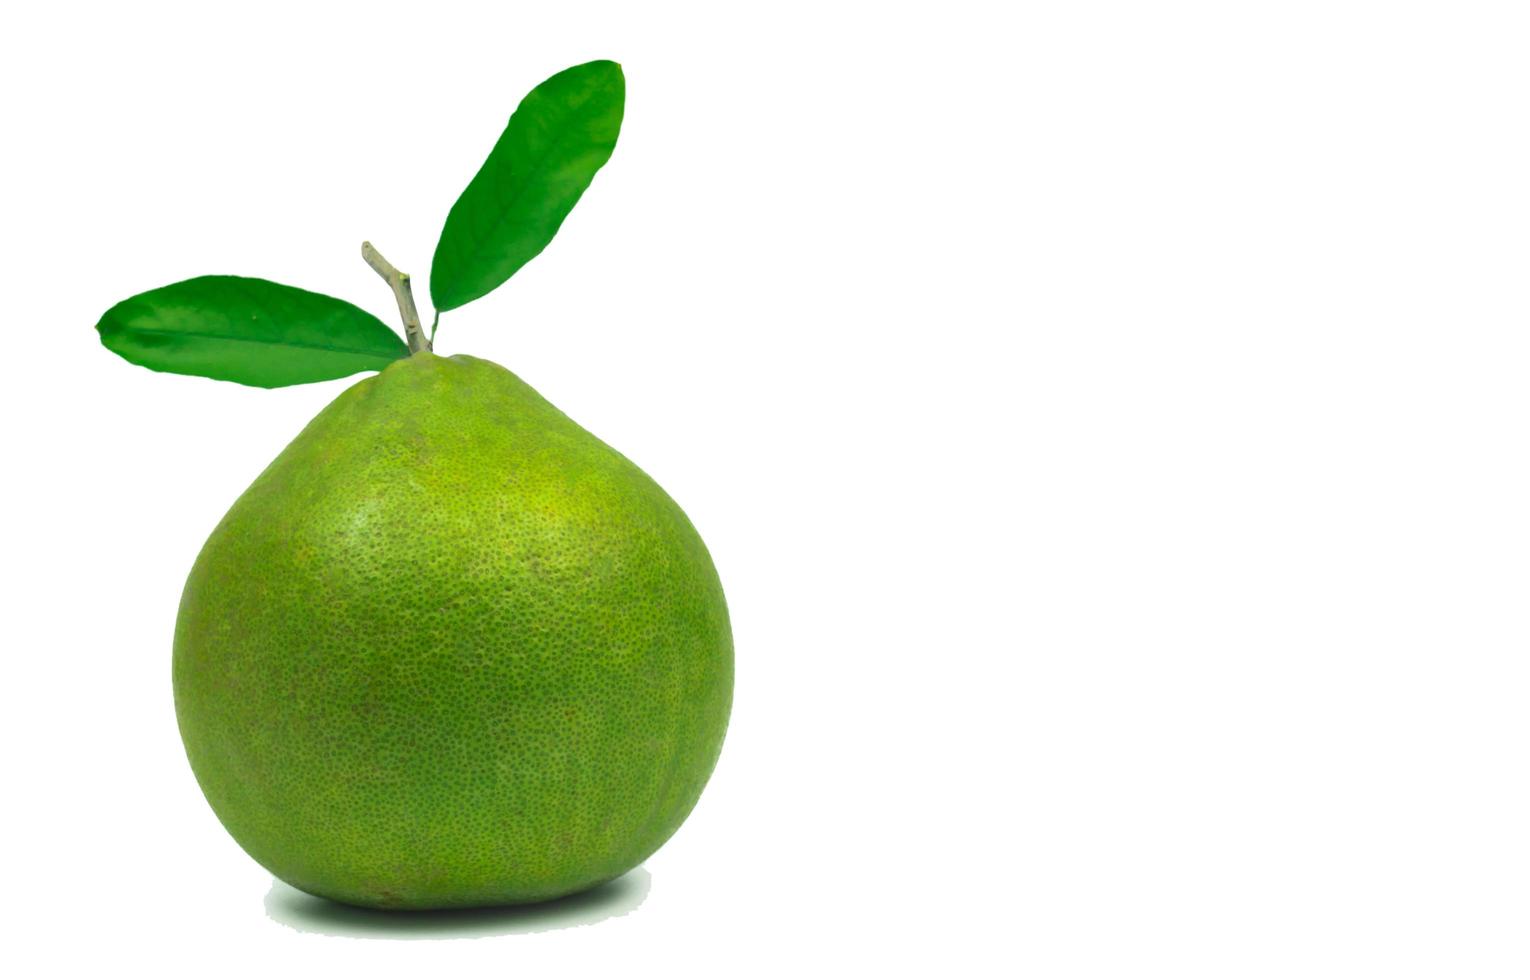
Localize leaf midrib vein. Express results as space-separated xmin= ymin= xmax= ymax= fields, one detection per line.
xmin=111 ymin=325 xmax=402 ymax=359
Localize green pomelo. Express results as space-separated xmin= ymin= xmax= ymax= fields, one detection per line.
xmin=173 ymin=353 xmax=733 ymax=909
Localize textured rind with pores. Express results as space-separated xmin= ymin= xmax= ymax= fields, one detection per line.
xmin=172 ymin=353 xmax=733 ymax=909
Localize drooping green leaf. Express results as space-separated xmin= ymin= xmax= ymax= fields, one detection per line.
xmin=96 ymin=276 xmax=409 ymax=388
xmin=430 ymin=60 xmax=625 ymax=313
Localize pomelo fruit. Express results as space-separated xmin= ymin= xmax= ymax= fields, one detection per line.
xmin=172 ymin=352 xmax=733 ymax=909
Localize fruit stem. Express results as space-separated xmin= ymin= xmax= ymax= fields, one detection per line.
xmin=361 ymin=241 xmax=431 ymax=354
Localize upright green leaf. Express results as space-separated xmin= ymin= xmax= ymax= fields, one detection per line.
xmin=97 ymin=276 xmax=409 ymax=388
xmin=430 ymin=60 xmax=625 ymax=313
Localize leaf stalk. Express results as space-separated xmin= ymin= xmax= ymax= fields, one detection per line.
xmin=361 ymin=242 xmax=431 ymax=354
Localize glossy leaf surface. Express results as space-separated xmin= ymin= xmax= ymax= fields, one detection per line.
xmin=97 ymin=276 xmax=408 ymax=387
xmin=430 ymin=60 xmax=625 ymax=313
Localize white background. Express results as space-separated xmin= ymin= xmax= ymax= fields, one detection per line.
xmin=3 ymin=1 xmax=1528 ymax=975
